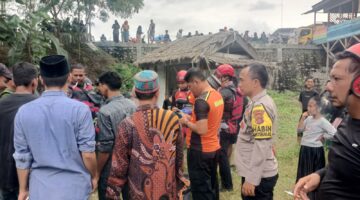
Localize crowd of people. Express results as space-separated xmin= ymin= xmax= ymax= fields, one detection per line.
xmin=0 ymin=43 xmax=360 ymax=200
xmin=107 ymin=19 xmax=160 ymax=44
xmin=104 ymin=20 xmax=239 ymax=44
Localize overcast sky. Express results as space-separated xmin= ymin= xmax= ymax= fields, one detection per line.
xmin=92 ymin=0 xmax=327 ymax=41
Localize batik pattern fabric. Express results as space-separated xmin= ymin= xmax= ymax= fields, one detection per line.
xmin=106 ymin=104 xmax=187 ymax=200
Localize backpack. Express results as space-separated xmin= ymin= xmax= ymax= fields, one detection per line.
xmin=228 ymin=87 xmax=245 ymax=134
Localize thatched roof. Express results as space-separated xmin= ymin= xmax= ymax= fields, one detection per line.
xmin=135 ymin=31 xmax=260 ymax=66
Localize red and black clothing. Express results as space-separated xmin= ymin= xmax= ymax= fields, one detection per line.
xmin=217 ymin=82 xmax=238 ymax=190
xmin=171 ymin=89 xmax=191 ymax=110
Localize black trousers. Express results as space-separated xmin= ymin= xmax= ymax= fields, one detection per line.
xmin=187 ymin=149 xmax=219 ymax=200
xmin=241 ymin=174 xmax=278 ymax=200
xmin=218 ymin=133 xmax=236 ymax=189
xmin=0 ymin=188 xmax=18 ymax=200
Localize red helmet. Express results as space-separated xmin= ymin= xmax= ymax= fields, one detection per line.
xmin=176 ymin=70 xmax=187 ymax=82
xmin=346 ymin=43 xmax=360 ymax=58
xmin=215 ymin=64 xmax=235 ymax=77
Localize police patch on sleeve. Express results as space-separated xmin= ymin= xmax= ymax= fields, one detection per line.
xmin=251 ymin=104 xmax=272 ymax=139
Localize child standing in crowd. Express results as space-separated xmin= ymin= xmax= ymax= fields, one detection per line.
xmin=296 ymin=96 xmax=336 ymax=200
xmin=298 ymin=78 xmax=318 ymax=142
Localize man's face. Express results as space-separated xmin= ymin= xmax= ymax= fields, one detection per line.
xmin=177 ymin=81 xmax=188 ymax=90
xmin=326 ymin=58 xmax=353 ymax=108
xmin=305 ymin=79 xmax=314 ymax=89
xmin=238 ymin=67 xmax=254 ymax=97
xmin=71 ymin=69 xmax=86 ymax=84
xmin=97 ymin=83 xmax=108 ymax=98
xmin=0 ymin=76 xmax=9 ymax=91
xmin=187 ymin=78 xmax=201 ymax=97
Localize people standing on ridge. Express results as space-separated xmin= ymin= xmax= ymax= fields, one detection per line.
xmin=121 ymin=20 xmax=130 ymax=43
xmin=148 ymin=19 xmax=155 ymax=43
xmin=100 ymin=34 xmax=107 ymax=42
xmin=164 ymin=30 xmax=171 ymax=42
xmin=136 ymin=25 xmax=143 ymax=43
xmin=176 ymin=29 xmax=183 ymax=40
xmin=112 ymin=20 xmax=120 ymax=43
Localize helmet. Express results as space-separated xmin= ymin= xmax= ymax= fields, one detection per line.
xmin=346 ymin=43 xmax=360 ymax=58
xmin=176 ymin=70 xmax=187 ymax=82
xmin=346 ymin=43 xmax=360 ymax=97
xmin=215 ymin=64 xmax=235 ymax=77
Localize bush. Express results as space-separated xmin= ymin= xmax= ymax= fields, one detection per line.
xmin=113 ymin=63 xmax=141 ymax=92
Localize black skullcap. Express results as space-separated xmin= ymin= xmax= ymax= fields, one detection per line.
xmin=40 ymin=55 xmax=69 ymax=78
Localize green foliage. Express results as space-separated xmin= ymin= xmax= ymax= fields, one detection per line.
xmin=0 ymin=7 xmax=67 ymax=65
xmin=105 ymin=0 xmax=143 ymax=18
xmin=113 ymin=63 xmax=140 ymax=91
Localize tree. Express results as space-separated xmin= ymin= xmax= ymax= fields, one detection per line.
xmin=38 ymin=0 xmax=144 ymax=38
xmin=0 ymin=7 xmax=67 ymax=65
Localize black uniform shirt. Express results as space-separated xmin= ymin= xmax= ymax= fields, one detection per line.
xmin=317 ymin=115 xmax=360 ymax=199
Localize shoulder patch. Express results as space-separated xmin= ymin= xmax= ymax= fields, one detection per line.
xmin=214 ymin=99 xmax=224 ymax=107
xmin=251 ymin=104 xmax=273 ymax=139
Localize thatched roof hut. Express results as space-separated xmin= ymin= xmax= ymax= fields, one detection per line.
xmin=136 ymin=31 xmax=266 ymax=68
xmin=135 ymin=31 xmax=273 ymax=106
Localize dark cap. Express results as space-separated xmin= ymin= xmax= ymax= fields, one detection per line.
xmin=0 ymin=63 xmax=12 ymax=79
xmin=40 ymin=55 xmax=69 ymax=78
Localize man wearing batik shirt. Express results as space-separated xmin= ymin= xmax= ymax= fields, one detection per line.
xmin=235 ymin=64 xmax=278 ymax=200
xmin=106 ymin=70 xmax=187 ymax=200
xmin=96 ymin=71 xmax=136 ymax=200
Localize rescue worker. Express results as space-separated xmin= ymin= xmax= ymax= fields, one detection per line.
xmin=294 ymin=43 xmax=360 ymax=200
xmin=180 ymin=68 xmax=224 ymax=200
xmin=171 ymin=70 xmax=192 ymax=114
xmin=214 ymin=64 xmax=244 ymax=191
xmin=235 ymin=63 xmax=278 ymax=200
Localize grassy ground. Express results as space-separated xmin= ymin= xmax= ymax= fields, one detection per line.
xmin=91 ymin=90 xmax=301 ymax=200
